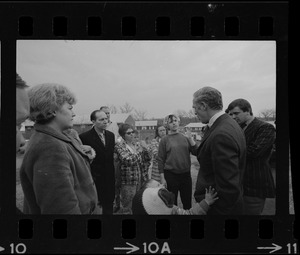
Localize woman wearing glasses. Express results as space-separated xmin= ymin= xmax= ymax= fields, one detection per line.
xmin=114 ymin=124 xmax=151 ymax=214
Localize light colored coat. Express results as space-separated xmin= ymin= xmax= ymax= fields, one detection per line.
xmin=20 ymin=124 xmax=101 ymax=214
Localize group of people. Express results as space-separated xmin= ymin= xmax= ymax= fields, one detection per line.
xmin=16 ymin=73 xmax=276 ymax=215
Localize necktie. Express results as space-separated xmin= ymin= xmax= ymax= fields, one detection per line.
xmin=204 ymin=125 xmax=210 ymax=133
xmin=201 ymin=125 xmax=210 ymax=139
xmin=99 ymin=133 xmax=105 ymax=146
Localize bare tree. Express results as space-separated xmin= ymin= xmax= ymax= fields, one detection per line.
xmin=108 ymin=104 xmax=118 ymax=114
xmin=119 ymin=102 xmax=134 ymax=114
xmin=174 ymin=109 xmax=189 ymax=118
xmin=133 ymin=109 xmax=148 ymax=120
xmin=187 ymin=109 xmax=196 ymax=118
xmin=259 ymin=108 xmax=276 ymax=121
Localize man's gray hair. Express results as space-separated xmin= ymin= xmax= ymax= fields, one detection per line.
xmin=28 ymin=83 xmax=77 ymax=124
xmin=193 ymin=86 xmax=223 ymax=110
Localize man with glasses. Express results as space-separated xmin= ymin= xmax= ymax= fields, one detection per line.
xmin=192 ymin=87 xmax=246 ymax=215
xmin=227 ymin=99 xmax=276 ymax=215
xmin=80 ymin=110 xmax=115 ymax=215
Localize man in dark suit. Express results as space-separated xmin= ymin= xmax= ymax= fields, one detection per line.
xmin=193 ymin=87 xmax=246 ymax=215
xmin=79 ymin=110 xmax=115 ymax=215
xmin=227 ymin=99 xmax=276 ymax=215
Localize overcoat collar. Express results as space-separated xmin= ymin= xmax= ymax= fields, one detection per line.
xmin=198 ymin=114 xmax=229 ymax=149
xmin=34 ymin=123 xmax=89 ymax=159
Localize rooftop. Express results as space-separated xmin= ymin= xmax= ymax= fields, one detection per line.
xmin=185 ymin=122 xmax=207 ymax=128
xmin=135 ymin=120 xmax=158 ymax=126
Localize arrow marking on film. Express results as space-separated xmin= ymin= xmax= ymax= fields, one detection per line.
xmin=114 ymin=242 xmax=140 ymax=254
xmin=257 ymin=243 xmax=282 ymax=253
xmin=0 ymin=246 xmax=5 ymax=253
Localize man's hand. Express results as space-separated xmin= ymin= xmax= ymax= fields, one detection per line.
xmin=184 ymin=127 xmax=196 ymax=146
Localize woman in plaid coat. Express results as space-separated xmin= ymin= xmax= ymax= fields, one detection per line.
xmin=115 ymin=124 xmax=151 ymax=214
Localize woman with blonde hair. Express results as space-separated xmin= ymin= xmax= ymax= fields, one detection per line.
xmin=20 ymin=83 xmax=100 ymax=214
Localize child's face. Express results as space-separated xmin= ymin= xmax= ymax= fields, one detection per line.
xmin=147 ymin=180 xmax=164 ymax=188
xmin=168 ymin=116 xmax=179 ymax=132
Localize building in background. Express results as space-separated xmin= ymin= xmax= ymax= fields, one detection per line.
xmin=135 ymin=120 xmax=158 ymax=141
xmin=135 ymin=120 xmax=157 ymax=131
xmin=110 ymin=114 xmax=135 ymax=128
xmin=22 ymin=113 xmax=135 ymax=139
xmin=184 ymin=122 xmax=207 ymax=141
xmin=73 ymin=113 xmax=135 ymax=134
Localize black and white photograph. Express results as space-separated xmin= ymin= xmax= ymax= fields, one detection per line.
xmin=15 ymin=40 xmax=291 ymax=216
xmin=0 ymin=0 xmax=294 ymax=254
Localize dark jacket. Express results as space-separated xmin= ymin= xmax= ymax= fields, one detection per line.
xmin=79 ymin=127 xmax=115 ymax=205
xmin=20 ymin=124 xmax=100 ymax=214
xmin=194 ymin=114 xmax=246 ymax=215
xmin=243 ymin=118 xmax=276 ymax=198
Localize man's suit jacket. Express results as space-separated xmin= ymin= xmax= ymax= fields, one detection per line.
xmin=243 ymin=118 xmax=276 ymax=198
xmin=194 ymin=113 xmax=246 ymax=215
xmin=79 ymin=127 xmax=115 ymax=205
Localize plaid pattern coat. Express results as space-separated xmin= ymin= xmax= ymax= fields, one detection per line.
xmin=148 ymin=138 xmax=161 ymax=182
xmin=243 ymin=118 xmax=276 ymax=198
xmin=114 ymin=140 xmax=151 ymax=185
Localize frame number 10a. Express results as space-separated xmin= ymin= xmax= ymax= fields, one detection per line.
xmin=114 ymin=242 xmax=171 ymax=254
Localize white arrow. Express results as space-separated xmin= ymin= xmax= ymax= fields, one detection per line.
xmin=257 ymin=243 xmax=282 ymax=253
xmin=114 ymin=242 xmax=140 ymax=254
xmin=0 ymin=246 xmax=5 ymax=253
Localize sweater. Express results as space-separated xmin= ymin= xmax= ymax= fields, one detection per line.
xmin=157 ymin=132 xmax=197 ymax=174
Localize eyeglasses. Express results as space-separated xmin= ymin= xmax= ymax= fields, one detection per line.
xmin=126 ymin=131 xmax=134 ymax=135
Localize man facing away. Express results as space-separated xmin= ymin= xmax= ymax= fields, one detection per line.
xmin=192 ymin=86 xmax=247 ymax=215
xmin=79 ymin=110 xmax=115 ymax=215
xmin=227 ymin=99 xmax=276 ymax=215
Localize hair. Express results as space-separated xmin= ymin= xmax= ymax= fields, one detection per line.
xmin=163 ymin=114 xmax=180 ymax=130
xmin=155 ymin=124 xmax=166 ymax=138
xmin=99 ymin=106 xmax=109 ymax=111
xmin=193 ymin=86 xmax=223 ymax=110
xmin=28 ymin=83 xmax=76 ymax=124
xmin=16 ymin=73 xmax=29 ymax=89
xmin=227 ymin=98 xmax=253 ymax=116
xmin=118 ymin=123 xmax=133 ymax=138
xmin=90 ymin=110 xmax=103 ymax=121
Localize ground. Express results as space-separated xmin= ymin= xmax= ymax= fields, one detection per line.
xmin=16 ymin=154 xmax=292 ymax=215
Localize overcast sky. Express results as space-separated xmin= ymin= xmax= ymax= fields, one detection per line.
xmin=17 ymin=40 xmax=276 ymax=119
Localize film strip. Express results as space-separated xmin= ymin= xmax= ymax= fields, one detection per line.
xmin=0 ymin=1 xmax=295 ymax=254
